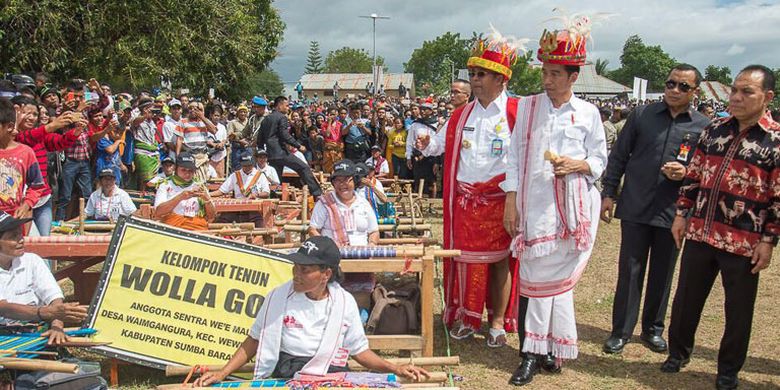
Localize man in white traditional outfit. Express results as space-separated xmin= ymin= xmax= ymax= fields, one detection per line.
xmin=503 ymin=14 xmax=608 ymax=386
xmin=416 ymin=27 xmax=524 ymax=348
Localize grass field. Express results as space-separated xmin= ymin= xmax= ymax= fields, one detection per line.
xmin=68 ymin=220 xmax=779 ymax=389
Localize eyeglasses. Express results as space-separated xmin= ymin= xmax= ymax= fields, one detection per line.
xmin=468 ymin=70 xmax=491 ymax=79
xmin=665 ymin=80 xmax=694 ymax=93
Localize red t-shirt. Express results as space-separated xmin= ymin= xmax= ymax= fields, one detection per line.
xmin=0 ymin=144 xmax=44 ymax=214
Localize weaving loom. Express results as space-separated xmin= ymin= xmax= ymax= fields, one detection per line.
xmin=0 ymin=329 xmax=96 ymax=359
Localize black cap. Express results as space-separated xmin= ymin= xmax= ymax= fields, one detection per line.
xmin=97 ymin=168 xmax=116 ymax=178
xmin=240 ymin=154 xmax=254 ymax=166
xmin=0 ymin=211 xmax=31 ymax=233
xmin=254 ymin=148 xmax=268 ymax=156
xmin=354 ymin=162 xmax=370 ymax=178
xmin=161 ymin=156 xmax=174 ymax=164
xmin=288 ymin=236 xmax=340 ymax=267
xmin=370 ymin=145 xmax=381 ymax=152
xmin=331 ymin=159 xmax=356 ymax=178
xmin=176 ymin=152 xmax=197 ymax=170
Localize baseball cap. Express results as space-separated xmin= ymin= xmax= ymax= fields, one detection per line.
xmin=168 ymin=98 xmax=182 ymax=107
xmin=0 ymin=211 xmax=31 ymax=233
xmin=331 ymin=160 xmax=356 ymax=178
xmin=176 ymin=152 xmax=197 ymax=170
xmin=240 ymin=154 xmax=254 ymax=166
xmin=98 ymin=168 xmax=116 ymax=178
xmin=254 ymin=148 xmax=268 ymax=156
xmin=420 ymin=102 xmax=436 ymax=110
xmin=237 ymin=104 xmax=249 ymax=112
xmin=370 ymin=145 xmax=381 ymax=152
xmin=288 ymin=236 xmax=341 ymax=267
xmin=161 ymin=156 xmax=175 ymax=164
xmin=252 ymin=96 xmax=268 ymax=106
xmin=354 ymin=162 xmax=370 ymax=178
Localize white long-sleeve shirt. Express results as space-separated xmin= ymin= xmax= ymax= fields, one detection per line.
xmin=421 ymin=92 xmax=511 ymax=185
xmin=500 ymin=94 xmax=607 ymax=192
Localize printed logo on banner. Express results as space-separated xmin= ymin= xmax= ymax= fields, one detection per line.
xmin=85 ymin=216 xmax=294 ymax=370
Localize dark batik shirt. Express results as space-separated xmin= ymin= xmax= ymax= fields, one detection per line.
xmin=677 ymin=111 xmax=780 ymax=257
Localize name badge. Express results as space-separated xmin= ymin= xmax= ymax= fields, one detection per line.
xmin=677 ymin=134 xmax=692 ymax=162
xmin=491 ymin=138 xmax=503 ymax=157
xmin=463 ymin=126 xmax=475 ymax=132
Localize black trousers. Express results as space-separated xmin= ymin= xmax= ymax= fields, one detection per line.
xmin=412 ymin=156 xmax=435 ymax=195
xmin=517 ymin=296 xmax=529 ymax=357
xmin=269 ymin=155 xmax=322 ymax=197
xmin=610 ymin=221 xmax=679 ymax=338
xmin=668 ymin=240 xmax=759 ymax=377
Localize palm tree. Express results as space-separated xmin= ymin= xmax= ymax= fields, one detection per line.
xmin=594 ymin=58 xmax=610 ymax=75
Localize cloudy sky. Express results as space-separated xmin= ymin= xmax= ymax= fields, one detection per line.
xmin=270 ymin=0 xmax=780 ymax=86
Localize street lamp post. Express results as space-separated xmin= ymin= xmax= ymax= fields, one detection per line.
xmin=359 ymin=13 xmax=390 ymax=96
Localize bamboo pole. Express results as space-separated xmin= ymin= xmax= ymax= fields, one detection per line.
xmin=0 ymin=350 xmax=58 ymax=357
xmin=162 ymin=366 xmax=449 ymax=383
xmin=78 ymin=198 xmax=86 ymax=235
xmin=0 ymin=358 xmax=78 ymax=373
xmin=283 ymin=224 xmax=431 ymax=233
xmin=208 ymin=222 xmax=256 ymax=230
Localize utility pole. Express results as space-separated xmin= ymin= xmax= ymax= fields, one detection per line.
xmin=359 ymin=13 xmax=390 ymax=96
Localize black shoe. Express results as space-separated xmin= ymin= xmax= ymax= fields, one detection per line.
xmin=509 ymin=354 xmax=540 ymax=386
xmin=540 ymin=353 xmax=560 ymax=373
xmin=715 ymin=374 xmax=738 ymax=390
xmin=640 ymin=333 xmax=668 ymax=353
xmin=603 ymin=336 xmax=630 ymax=354
xmin=660 ymin=356 xmax=690 ymax=373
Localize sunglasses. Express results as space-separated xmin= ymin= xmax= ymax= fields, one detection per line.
xmin=468 ymin=70 xmax=493 ymax=79
xmin=665 ymin=80 xmax=693 ymax=93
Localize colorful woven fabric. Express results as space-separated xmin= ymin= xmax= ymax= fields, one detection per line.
xmin=0 ymin=328 xmax=95 ymax=358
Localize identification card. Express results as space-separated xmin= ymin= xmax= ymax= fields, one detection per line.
xmin=677 ymin=144 xmax=691 ymax=162
xmin=491 ymin=138 xmax=503 ymax=157
xmin=463 ymin=126 xmax=475 ymax=132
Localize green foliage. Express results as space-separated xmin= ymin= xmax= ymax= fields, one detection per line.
xmin=704 ymin=65 xmax=733 ymax=85
xmin=771 ymin=68 xmax=780 ymax=110
xmin=305 ymin=41 xmax=323 ymax=74
xmin=232 ymin=69 xmax=284 ymax=101
xmin=607 ymin=35 xmax=677 ymax=91
xmin=594 ymin=58 xmax=610 ymax=75
xmin=403 ymin=32 xmax=471 ymax=94
xmin=323 ymin=47 xmax=387 ymax=73
xmin=0 ymin=0 xmax=285 ymax=99
xmin=507 ymin=52 xmax=543 ymax=96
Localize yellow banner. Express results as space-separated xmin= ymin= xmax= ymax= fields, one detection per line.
xmin=87 ymin=217 xmax=293 ymax=369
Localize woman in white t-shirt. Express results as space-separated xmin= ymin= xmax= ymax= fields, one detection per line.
xmin=206 ymin=105 xmax=228 ymax=178
xmin=154 ymin=152 xmax=216 ymax=230
xmin=307 ymin=160 xmax=378 ymax=246
xmin=85 ymin=168 xmax=137 ymax=221
xmin=194 ymin=236 xmax=428 ymax=385
xmin=0 ymin=212 xmax=87 ymax=345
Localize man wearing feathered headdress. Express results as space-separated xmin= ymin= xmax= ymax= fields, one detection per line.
xmin=502 ymin=10 xmax=608 ymax=386
xmin=415 ymin=26 xmax=525 ymax=348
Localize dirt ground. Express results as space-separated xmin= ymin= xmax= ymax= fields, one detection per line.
xmin=65 ymin=219 xmax=779 ymax=389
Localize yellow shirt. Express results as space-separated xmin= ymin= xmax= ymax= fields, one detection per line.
xmin=386 ymin=127 xmax=407 ymax=158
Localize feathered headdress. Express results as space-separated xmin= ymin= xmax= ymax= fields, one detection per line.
xmin=468 ymin=24 xmax=529 ymax=80
xmin=537 ymin=8 xmax=615 ymax=66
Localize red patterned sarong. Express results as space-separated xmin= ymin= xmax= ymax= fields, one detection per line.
xmin=443 ymin=175 xmax=518 ymax=332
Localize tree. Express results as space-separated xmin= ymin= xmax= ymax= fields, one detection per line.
xmin=607 ymin=35 xmax=677 ymax=91
xmin=231 ymin=69 xmax=283 ymax=101
xmin=323 ymin=47 xmax=387 ymax=73
xmin=305 ymin=41 xmax=323 ymax=74
xmin=0 ymin=0 xmax=285 ymax=99
xmin=704 ymin=65 xmax=732 ymax=85
xmin=507 ymin=52 xmax=543 ymax=96
xmin=404 ymin=32 xmax=471 ymax=94
xmin=594 ymin=58 xmax=610 ymax=75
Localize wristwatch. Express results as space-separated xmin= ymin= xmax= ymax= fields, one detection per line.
xmin=760 ymin=235 xmax=778 ymax=246
xmin=675 ymin=208 xmax=690 ymax=218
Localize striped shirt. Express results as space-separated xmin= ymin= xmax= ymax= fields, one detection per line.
xmin=176 ymin=119 xmax=209 ymax=152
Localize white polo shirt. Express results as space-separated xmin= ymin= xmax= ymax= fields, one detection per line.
xmin=154 ymin=179 xmax=203 ymax=218
xmin=0 ymin=253 xmax=64 ymax=324
xmin=248 ymin=286 xmax=369 ymax=358
xmin=218 ymin=168 xmax=270 ymax=199
xmin=85 ymin=188 xmax=137 ymax=221
xmin=309 ymin=194 xmax=378 ymax=246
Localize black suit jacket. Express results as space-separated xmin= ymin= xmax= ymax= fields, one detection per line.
xmin=256 ymin=111 xmax=301 ymax=159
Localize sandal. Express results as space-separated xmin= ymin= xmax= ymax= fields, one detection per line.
xmin=487 ymin=328 xmax=507 ymax=348
xmin=449 ymin=324 xmax=476 ymax=340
